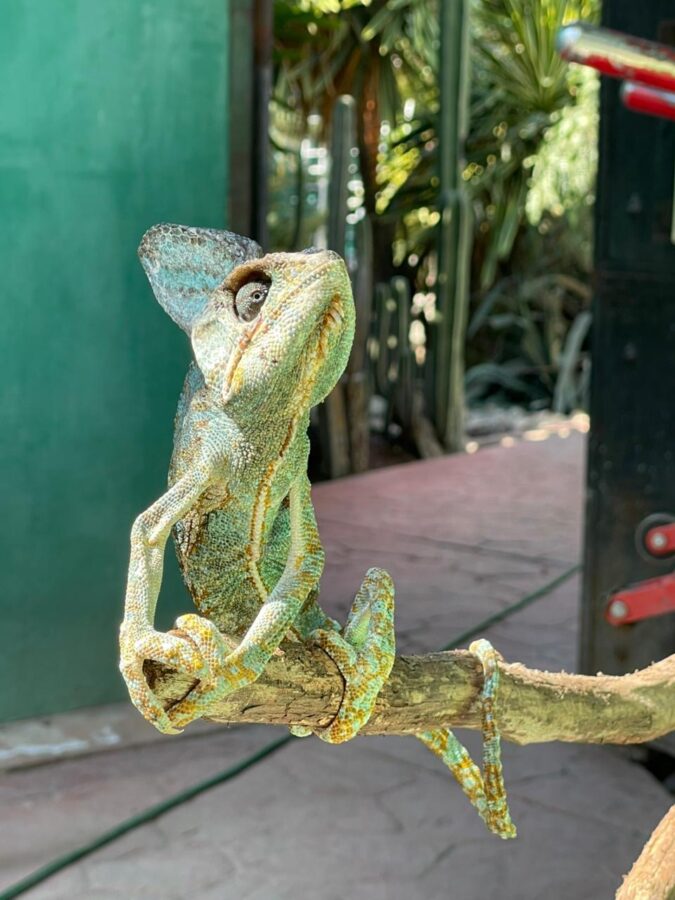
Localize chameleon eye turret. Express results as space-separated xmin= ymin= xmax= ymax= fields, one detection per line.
xmin=234 ymin=276 xmax=271 ymax=322
xmin=211 ymin=247 xmax=356 ymax=413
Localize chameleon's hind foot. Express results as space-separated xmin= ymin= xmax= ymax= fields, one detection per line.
xmin=418 ymin=638 xmax=516 ymax=840
xmin=308 ymin=567 xmax=395 ymax=744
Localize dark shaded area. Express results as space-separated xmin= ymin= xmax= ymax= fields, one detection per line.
xmin=581 ymin=1 xmax=675 ymax=679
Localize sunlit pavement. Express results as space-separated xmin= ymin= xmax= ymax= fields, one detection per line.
xmin=2 ymin=431 xmax=671 ymax=899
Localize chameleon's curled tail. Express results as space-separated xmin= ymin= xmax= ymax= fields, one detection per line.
xmin=291 ymin=574 xmax=515 ymax=839
xmin=418 ymin=639 xmax=516 ymax=839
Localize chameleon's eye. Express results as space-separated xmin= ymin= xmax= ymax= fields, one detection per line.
xmin=234 ymin=277 xmax=271 ymax=323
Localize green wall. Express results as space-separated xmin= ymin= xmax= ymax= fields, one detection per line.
xmin=0 ymin=1 xmax=231 ymax=720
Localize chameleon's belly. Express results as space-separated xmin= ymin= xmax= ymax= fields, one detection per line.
xmin=173 ymin=497 xmax=291 ymax=638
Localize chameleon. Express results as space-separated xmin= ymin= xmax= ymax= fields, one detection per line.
xmin=119 ymin=223 xmax=516 ymax=839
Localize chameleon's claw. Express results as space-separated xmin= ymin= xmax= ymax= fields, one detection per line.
xmin=173 ymin=613 xmax=235 ymax=671
xmin=118 ymin=659 xmax=181 ymax=735
xmin=132 ymin=630 xmax=211 ymax=680
xmin=161 ymin=616 xmax=244 ymax=729
xmin=119 ymin=623 xmax=213 ymax=734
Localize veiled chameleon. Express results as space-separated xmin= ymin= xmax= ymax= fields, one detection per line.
xmin=119 ymin=225 xmax=515 ymax=838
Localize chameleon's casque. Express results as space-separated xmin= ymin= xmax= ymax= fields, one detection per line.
xmin=119 ymin=224 xmax=515 ymax=838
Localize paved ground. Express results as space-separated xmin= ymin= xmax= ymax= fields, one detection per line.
xmin=1 ymin=430 xmax=672 ymax=899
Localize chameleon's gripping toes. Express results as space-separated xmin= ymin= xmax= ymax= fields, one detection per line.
xmin=119 ymin=224 xmax=515 ymax=839
xmin=290 ymin=566 xmax=396 ymax=745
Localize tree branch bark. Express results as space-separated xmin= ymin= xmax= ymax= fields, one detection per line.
xmin=144 ymin=646 xmax=675 ymax=746
xmin=616 ymin=804 xmax=675 ymax=900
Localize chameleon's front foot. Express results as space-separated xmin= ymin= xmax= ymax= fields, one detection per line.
xmin=119 ymin=615 xmax=231 ymax=734
xmin=303 ymin=567 xmax=396 ymax=744
xmin=156 ymin=614 xmax=248 ymax=730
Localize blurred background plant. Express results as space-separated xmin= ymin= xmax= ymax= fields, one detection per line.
xmin=269 ymin=0 xmax=600 ymax=474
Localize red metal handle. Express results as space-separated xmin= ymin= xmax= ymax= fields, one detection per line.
xmin=621 ymin=82 xmax=675 ymax=122
xmin=606 ymin=573 xmax=675 ymax=625
xmin=557 ymin=22 xmax=675 ymax=94
xmin=643 ymin=522 xmax=675 ymax=557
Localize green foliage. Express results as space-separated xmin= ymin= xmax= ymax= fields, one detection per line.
xmin=382 ymin=0 xmax=599 ymax=276
xmin=461 ymin=1 xmax=598 ymax=410
xmin=464 ymin=230 xmax=592 ymax=410
xmin=274 ymin=0 xmax=437 ymax=117
xmin=526 ymin=64 xmax=598 ymax=234
xmin=379 ymin=0 xmax=599 ymax=413
xmin=272 ymin=0 xmax=437 ymax=214
xmin=270 ymin=0 xmax=600 ymax=428
xmin=467 ymin=0 xmax=598 ymax=288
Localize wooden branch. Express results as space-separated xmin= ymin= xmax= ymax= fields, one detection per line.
xmin=145 ymin=645 xmax=675 ymax=746
xmin=616 ymin=804 xmax=675 ymax=900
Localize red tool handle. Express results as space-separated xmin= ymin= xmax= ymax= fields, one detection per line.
xmin=621 ymin=82 xmax=675 ymax=122
xmin=606 ymin=573 xmax=675 ymax=625
xmin=558 ymin=23 xmax=675 ymax=94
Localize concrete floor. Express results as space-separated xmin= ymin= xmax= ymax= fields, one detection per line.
xmin=1 ymin=429 xmax=672 ymax=899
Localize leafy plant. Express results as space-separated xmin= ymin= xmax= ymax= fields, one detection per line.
xmin=273 ymin=0 xmax=436 ymax=222
xmin=270 ymin=0 xmax=600 ymax=460
xmin=379 ymin=0 xmax=599 ymax=414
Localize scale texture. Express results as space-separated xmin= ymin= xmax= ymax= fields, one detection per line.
xmin=119 ymin=224 xmax=515 ymax=838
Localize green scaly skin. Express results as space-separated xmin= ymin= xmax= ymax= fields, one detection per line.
xmin=119 ymin=224 xmax=515 ymax=838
